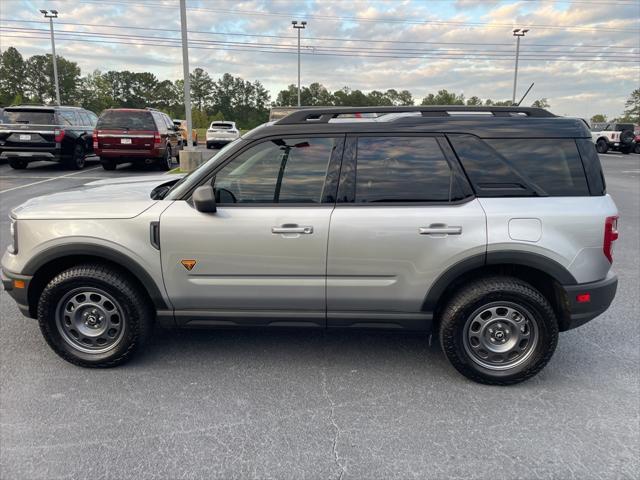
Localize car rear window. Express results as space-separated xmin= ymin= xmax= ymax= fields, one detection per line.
xmin=4 ymin=109 xmax=55 ymax=125
xmin=449 ymin=135 xmax=589 ymax=197
xmin=211 ymin=123 xmax=233 ymax=129
xmin=97 ymin=110 xmax=156 ymax=130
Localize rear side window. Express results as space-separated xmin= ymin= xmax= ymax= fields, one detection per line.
xmin=449 ymin=135 xmax=589 ymax=196
xmin=97 ymin=111 xmax=156 ymax=130
xmin=576 ymin=139 xmax=606 ymax=195
xmin=4 ymin=109 xmax=55 ymax=125
xmin=58 ymin=110 xmax=79 ymax=126
xmin=354 ymin=137 xmax=453 ymax=202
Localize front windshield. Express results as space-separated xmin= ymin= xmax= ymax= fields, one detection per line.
xmin=165 ymin=138 xmax=243 ymax=199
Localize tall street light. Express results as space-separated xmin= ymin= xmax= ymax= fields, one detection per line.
xmin=292 ymin=20 xmax=307 ymax=107
xmin=511 ymin=28 xmax=529 ymax=105
xmin=40 ymin=9 xmax=61 ymax=105
xmin=179 ymin=0 xmax=193 ymax=151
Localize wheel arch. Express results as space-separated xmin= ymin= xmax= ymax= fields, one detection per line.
xmin=23 ymin=244 xmax=168 ymax=319
xmin=424 ymin=251 xmax=576 ymax=331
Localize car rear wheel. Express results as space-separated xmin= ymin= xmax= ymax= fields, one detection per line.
xmin=157 ymin=147 xmax=172 ymax=171
xmin=101 ymin=159 xmax=117 ymax=170
xmin=595 ymin=138 xmax=609 ymax=154
xmin=37 ymin=264 xmax=153 ymax=368
xmin=65 ymin=143 xmax=86 ymax=170
xmin=439 ymin=276 xmax=558 ymax=385
xmin=8 ymin=158 xmax=28 ymax=169
xmin=620 ymin=145 xmax=631 ymax=154
xmin=635 ymin=143 xmax=640 ymax=154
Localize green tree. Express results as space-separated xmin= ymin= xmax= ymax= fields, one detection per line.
xmin=421 ymin=89 xmax=465 ymax=105
xmin=531 ymin=98 xmax=550 ymax=109
xmin=620 ymin=88 xmax=640 ymax=124
xmin=0 ymin=47 xmax=26 ymax=105
xmin=590 ymin=114 xmax=607 ymax=123
xmin=190 ymin=68 xmax=214 ymax=111
xmin=466 ymin=96 xmax=483 ymax=106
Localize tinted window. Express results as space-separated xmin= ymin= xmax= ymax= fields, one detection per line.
xmin=4 ymin=109 xmax=55 ymax=124
xmin=354 ymin=137 xmax=452 ymax=202
xmin=450 ymin=135 xmax=589 ymax=196
xmin=77 ymin=111 xmax=91 ymax=126
xmin=211 ymin=123 xmax=233 ymax=130
xmin=214 ymin=137 xmax=336 ymax=204
xmin=86 ymin=111 xmax=98 ymax=126
xmin=576 ymin=139 xmax=605 ymax=195
xmin=58 ymin=110 xmax=78 ymax=125
xmin=97 ymin=111 xmax=155 ymax=130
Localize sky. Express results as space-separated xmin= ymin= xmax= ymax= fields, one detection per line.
xmin=1 ymin=0 xmax=639 ymax=119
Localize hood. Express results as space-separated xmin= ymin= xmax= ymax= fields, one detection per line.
xmin=12 ymin=174 xmax=184 ymax=220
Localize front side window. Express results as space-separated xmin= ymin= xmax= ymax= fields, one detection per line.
xmin=213 ymin=137 xmax=337 ymax=204
xmin=354 ymin=136 xmax=453 ymax=202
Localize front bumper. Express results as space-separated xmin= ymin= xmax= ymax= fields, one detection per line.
xmin=562 ymin=272 xmax=618 ymax=331
xmin=1 ymin=268 xmax=32 ymax=318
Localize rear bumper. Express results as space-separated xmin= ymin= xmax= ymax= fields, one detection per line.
xmin=1 ymin=268 xmax=32 ymax=318
xmin=0 ymin=149 xmax=62 ymax=162
xmin=97 ymin=149 xmax=161 ymax=160
xmin=562 ymin=272 xmax=618 ymax=331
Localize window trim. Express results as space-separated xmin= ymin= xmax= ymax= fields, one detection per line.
xmin=187 ymin=134 xmax=346 ymax=207
xmin=336 ymin=133 xmax=474 ymax=206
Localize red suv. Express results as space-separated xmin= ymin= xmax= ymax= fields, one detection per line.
xmin=94 ymin=108 xmax=179 ymax=170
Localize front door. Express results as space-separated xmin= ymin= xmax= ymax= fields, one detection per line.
xmin=160 ymin=135 xmax=344 ymax=326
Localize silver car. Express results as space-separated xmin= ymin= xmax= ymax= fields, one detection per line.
xmin=2 ymin=106 xmax=618 ymax=385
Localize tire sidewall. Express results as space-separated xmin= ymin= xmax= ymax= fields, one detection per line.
xmin=38 ymin=273 xmax=142 ymax=366
xmin=73 ymin=143 xmax=86 ymax=169
xmin=441 ymin=283 xmax=558 ymax=384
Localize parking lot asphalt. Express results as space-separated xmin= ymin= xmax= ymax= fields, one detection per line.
xmin=0 ymin=152 xmax=638 ymax=479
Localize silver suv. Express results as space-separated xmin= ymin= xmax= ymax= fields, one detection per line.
xmin=1 ymin=106 xmax=619 ymax=385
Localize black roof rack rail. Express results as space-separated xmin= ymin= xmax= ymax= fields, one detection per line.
xmin=275 ymin=105 xmax=556 ymax=125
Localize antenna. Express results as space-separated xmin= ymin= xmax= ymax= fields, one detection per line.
xmin=516 ymin=82 xmax=535 ymax=106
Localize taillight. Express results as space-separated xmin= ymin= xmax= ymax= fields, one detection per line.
xmin=154 ymin=132 xmax=161 ymax=147
xmin=603 ymin=215 xmax=619 ymax=263
xmin=54 ymin=128 xmax=65 ymax=142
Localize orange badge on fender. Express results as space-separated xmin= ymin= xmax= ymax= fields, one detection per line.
xmin=181 ymin=259 xmax=197 ymax=271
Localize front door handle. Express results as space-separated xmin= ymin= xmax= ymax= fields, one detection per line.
xmin=272 ymin=224 xmax=314 ymax=234
xmin=419 ymin=225 xmax=462 ymax=235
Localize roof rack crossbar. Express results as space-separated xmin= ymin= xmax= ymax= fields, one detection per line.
xmin=275 ymin=105 xmax=555 ymax=124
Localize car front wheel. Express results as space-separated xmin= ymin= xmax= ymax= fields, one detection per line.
xmin=37 ymin=264 xmax=153 ymax=367
xmin=439 ymin=276 xmax=558 ymax=385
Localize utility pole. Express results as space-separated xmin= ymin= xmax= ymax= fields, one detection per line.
xmin=292 ymin=20 xmax=307 ymax=107
xmin=512 ymin=28 xmax=529 ymax=105
xmin=40 ymin=9 xmax=61 ymax=105
xmin=179 ymin=0 xmax=193 ymax=150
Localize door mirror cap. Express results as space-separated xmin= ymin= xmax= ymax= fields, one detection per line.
xmin=192 ymin=185 xmax=217 ymax=213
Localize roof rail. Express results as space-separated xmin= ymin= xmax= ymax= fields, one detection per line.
xmin=275 ymin=105 xmax=555 ymax=125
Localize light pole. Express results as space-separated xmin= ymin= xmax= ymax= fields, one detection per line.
xmin=179 ymin=0 xmax=193 ymax=151
xmin=511 ymin=28 xmax=529 ymax=105
xmin=292 ymin=20 xmax=307 ymax=107
xmin=40 ymin=9 xmax=61 ymax=105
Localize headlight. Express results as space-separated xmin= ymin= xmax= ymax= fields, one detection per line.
xmin=9 ymin=218 xmax=17 ymax=254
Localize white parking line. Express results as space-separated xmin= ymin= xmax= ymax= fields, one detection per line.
xmin=0 ymin=167 xmax=101 ymax=194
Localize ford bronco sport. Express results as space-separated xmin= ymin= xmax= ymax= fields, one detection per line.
xmin=1 ymin=106 xmax=618 ymax=385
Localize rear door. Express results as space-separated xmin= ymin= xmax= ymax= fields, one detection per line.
xmin=326 ymin=134 xmax=486 ymax=328
xmin=159 ymin=135 xmax=344 ymax=325
xmin=96 ymin=110 xmax=156 ymax=152
xmin=0 ymin=108 xmax=57 ymax=151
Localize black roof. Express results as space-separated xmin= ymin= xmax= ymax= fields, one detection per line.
xmin=248 ymin=106 xmax=591 ymax=139
xmin=6 ymin=104 xmax=83 ymax=110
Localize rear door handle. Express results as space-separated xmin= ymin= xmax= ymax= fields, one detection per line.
xmin=272 ymin=225 xmax=314 ymax=234
xmin=419 ymin=225 xmax=462 ymax=235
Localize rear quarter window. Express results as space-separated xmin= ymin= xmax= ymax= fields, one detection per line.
xmin=449 ymin=135 xmax=589 ymax=197
xmin=97 ymin=111 xmax=156 ymax=130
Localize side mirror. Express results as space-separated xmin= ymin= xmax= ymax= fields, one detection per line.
xmin=192 ymin=185 xmax=217 ymax=213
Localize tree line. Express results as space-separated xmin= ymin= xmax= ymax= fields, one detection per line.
xmin=1 ymin=46 xmax=637 ymax=128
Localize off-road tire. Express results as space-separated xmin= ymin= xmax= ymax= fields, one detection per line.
xmin=37 ymin=264 xmax=153 ymax=368
xmin=64 ymin=143 xmax=86 ymax=170
xmin=595 ymin=138 xmax=609 ymax=154
xmin=439 ymin=276 xmax=559 ymax=385
xmin=619 ymin=145 xmax=631 ymax=155
xmin=9 ymin=158 xmax=28 ymax=169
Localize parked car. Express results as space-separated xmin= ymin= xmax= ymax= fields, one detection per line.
xmin=591 ymin=122 xmax=635 ymax=154
xmin=2 ymin=106 xmax=618 ymax=385
xmin=633 ymin=128 xmax=640 ymax=154
xmin=206 ymin=121 xmax=240 ymax=149
xmin=94 ymin=108 xmax=179 ymax=170
xmin=0 ymin=105 xmax=97 ymax=169
xmin=173 ymin=119 xmax=198 ymax=147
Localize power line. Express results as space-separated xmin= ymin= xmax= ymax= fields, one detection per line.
xmin=1 ymin=18 xmax=637 ymax=51
xmin=3 ymin=31 xmax=639 ymax=63
xmin=3 ymin=26 xmax=637 ymax=59
xmin=75 ymin=0 xmax=640 ymax=32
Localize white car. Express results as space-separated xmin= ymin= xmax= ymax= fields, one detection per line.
xmin=206 ymin=121 xmax=240 ymax=149
xmin=590 ymin=122 xmax=635 ymax=154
